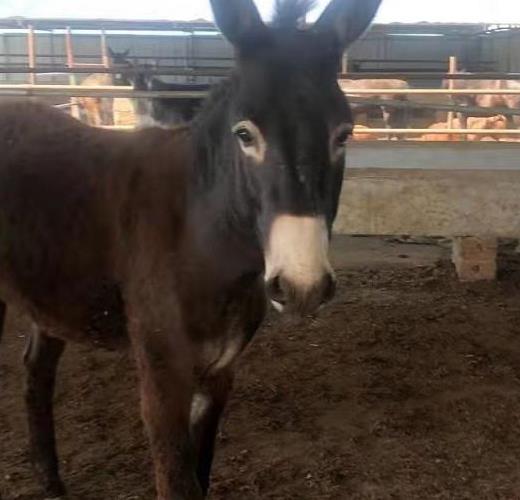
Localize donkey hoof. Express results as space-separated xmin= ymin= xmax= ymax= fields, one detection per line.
xmin=42 ymin=480 xmax=66 ymax=500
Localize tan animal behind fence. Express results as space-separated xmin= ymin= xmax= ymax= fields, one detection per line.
xmin=76 ymin=73 xmax=114 ymax=126
xmin=443 ymin=74 xmax=520 ymax=128
xmin=339 ymin=79 xmax=410 ymax=136
xmin=421 ymin=115 xmax=508 ymax=141
xmin=76 ymin=49 xmax=133 ymax=126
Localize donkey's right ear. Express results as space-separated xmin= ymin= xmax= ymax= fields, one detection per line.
xmin=314 ymin=0 xmax=382 ymax=50
xmin=210 ymin=0 xmax=268 ymax=48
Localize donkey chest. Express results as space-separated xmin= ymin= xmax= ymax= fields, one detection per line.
xmin=191 ymin=309 xmax=246 ymax=374
xmin=196 ymin=334 xmax=245 ymax=376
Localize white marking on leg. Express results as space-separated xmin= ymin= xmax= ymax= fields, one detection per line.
xmin=271 ymin=300 xmax=285 ymax=312
xmin=214 ymin=338 xmax=242 ymax=371
xmin=190 ymin=393 xmax=210 ymax=426
xmin=264 ymin=215 xmax=333 ymax=289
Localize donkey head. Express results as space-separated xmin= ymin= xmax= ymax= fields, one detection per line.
xmin=210 ymin=0 xmax=381 ymax=314
xmin=108 ymin=48 xmax=133 ymax=85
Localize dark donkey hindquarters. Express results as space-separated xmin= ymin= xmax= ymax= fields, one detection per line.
xmin=0 ymin=0 xmax=382 ymax=498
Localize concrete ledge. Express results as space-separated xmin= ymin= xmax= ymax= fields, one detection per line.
xmin=345 ymin=141 xmax=520 ymax=171
xmin=335 ymin=168 xmax=520 ymax=237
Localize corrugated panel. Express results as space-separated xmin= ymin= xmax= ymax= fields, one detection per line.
xmin=0 ymin=27 xmax=518 ymax=83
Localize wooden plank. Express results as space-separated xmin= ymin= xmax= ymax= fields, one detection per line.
xmin=447 ymin=56 xmax=457 ymax=131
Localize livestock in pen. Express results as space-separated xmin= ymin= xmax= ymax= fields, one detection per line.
xmin=76 ymin=48 xmax=133 ymax=126
xmin=130 ymin=72 xmax=210 ymax=127
xmin=442 ymin=72 xmax=520 ymax=129
xmin=420 ymin=115 xmax=508 ymax=142
xmin=0 ymin=0 xmax=382 ymax=498
xmin=339 ymin=78 xmax=410 ymax=137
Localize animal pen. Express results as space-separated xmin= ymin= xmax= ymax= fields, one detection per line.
xmin=4 ymin=14 xmax=520 ymax=500
xmin=1 ymin=21 xmax=520 ymax=283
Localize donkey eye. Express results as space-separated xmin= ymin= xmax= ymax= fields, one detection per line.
xmin=231 ymin=120 xmax=266 ymax=164
xmin=235 ymin=128 xmax=255 ymax=146
xmin=335 ymin=126 xmax=353 ymax=148
xmin=336 ymin=132 xmax=348 ymax=147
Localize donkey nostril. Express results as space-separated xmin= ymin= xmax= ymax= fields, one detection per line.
xmin=266 ymin=275 xmax=286 ymax=304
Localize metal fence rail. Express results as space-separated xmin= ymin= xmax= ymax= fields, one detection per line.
xmin=3 ymin=67 xmax=520 ymax=80
xmin=1 ymin=83 xmax=519 ymax=138
xmin=2 ymin=83 xmax=520 ymax=98
xmin=353 ymin=128 xmax=520 ymax=136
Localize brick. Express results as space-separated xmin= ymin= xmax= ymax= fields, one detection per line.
xmin=452 ymin=236 xmax=497 ymax=282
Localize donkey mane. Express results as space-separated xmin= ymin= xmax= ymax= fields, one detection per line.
xmin=272 ymin=0 xmax=316 ymax=28
xmin=190 ymin=78 xmax=236 ymax=189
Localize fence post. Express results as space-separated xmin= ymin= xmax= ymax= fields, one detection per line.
xmin=447 ymin=56 xmax=459 ymax=140
xmin=65 ymin=27 xmax=81 ymax=119
xmin=27 ymin=25 xmax=36 ymax=85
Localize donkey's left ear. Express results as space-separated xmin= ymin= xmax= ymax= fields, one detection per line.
xmin=210 ymin=0 xmax=269 ymax=48
xmin=314 ymin=0 xmax=382 ymax=49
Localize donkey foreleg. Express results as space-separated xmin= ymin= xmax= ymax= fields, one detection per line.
xmin=190 ymin=369 xmax=234 ymax=496
xmin=24 ymin=326 xmax=66 ymax=498
xmin=0 ymin=300 xmax=6 ymax=343
xmin=127 ymin=296 xmax=202 ymax=500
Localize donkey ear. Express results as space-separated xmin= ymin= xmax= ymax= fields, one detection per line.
xmin=314 ymin=0 xmax=382 ymax=49
xmin=210 ymin=0 xmax=268 ymax=47
xmin=108 ymin=47 xmax=115 ymax=57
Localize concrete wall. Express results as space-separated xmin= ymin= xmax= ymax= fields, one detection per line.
xmin=334 ymin=141 xmax=520 ymax=237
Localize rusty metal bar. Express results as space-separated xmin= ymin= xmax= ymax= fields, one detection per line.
xmin=64 ymin=27 xmax=80 ymax=119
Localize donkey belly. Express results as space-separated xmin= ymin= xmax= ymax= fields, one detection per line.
xmin=0 ymin=262 xmax=127 ymax=349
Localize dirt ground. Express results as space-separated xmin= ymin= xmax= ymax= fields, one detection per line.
xmin=3 ymin=236 xmax=520 ymax=499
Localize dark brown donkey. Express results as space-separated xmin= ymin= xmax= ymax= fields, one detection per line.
xmin=0 ymin=0 xmax=381 ymax=498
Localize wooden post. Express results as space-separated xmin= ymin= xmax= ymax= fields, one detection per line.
xmin=341 ymin=51 xmax=349 ymax=74
xmin=65 ymin=27 xmax=80 ymax=119
xmin=27 ymin=25 xmax=36 ymax=85
xmin=100 ymin=30 xmax=109 ymax=68
xmin=447 ymin=56 xmax=458 ymax=140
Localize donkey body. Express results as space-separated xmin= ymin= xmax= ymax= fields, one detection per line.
xmin=0 ymin=1 xmax=381 ymax=498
